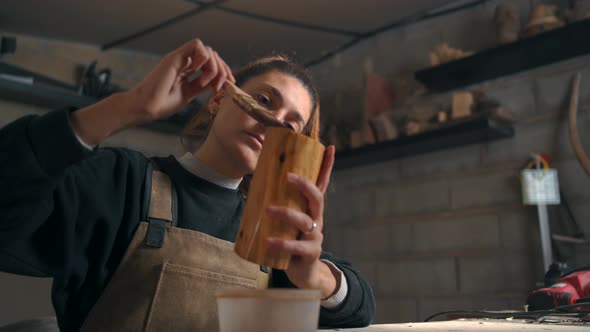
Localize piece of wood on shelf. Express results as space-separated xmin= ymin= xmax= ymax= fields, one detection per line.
xmin=362 ymin=123 xmax=376 ymax=145
xmin=438 ymin=111 xmax=448 ymax=123
xmin=414 ymin=18 xmax=590 ymax=92
xmin=334 ymin=114 xmax=515 ymax=170
xmin=408 ymin=104 xmax=439 ymax=122
xmin=494 ymin=3 xmax=520 ymax=45
xmin=370 ymin=112 xmax=399 ymax=142
xmin=452 ymin=91 xmax=474 ymax=119
xmin=326 ymin=124 xmax=343 ymax=151
xmin=405 ymin=120 xmax=431 ymax=136
xmin=350 ymin=130 xmax=364 ymax=149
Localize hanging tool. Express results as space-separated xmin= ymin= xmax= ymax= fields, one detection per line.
xmin=521 ymin=153 xmax=561 ymax=272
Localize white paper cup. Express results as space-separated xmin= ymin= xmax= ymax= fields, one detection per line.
xmin=216 ymin=288 xmax=321 ymax=332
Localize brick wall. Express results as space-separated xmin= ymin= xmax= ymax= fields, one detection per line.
xmin=315 ymin=0 xmax=590 ymax=324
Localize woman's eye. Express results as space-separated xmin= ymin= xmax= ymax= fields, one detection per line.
xmin=255 ymin=94 xmax=271 ymax=107
xmin=284 ymin=122 xmax=298 ymax=132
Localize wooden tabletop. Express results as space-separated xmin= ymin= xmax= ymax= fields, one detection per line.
xmin=320 ymin=320 xmax=589 ymax=331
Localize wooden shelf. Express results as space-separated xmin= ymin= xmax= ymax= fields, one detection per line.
xmin=0 ymin=63 xmax=199 ymax=134
xmin=333 ymin=115 xmax=514 ymax=170
xmin=0 ymin=76 xmax=97 ymax=108
xmin=415 ymin=18 xmax=590 ymax=92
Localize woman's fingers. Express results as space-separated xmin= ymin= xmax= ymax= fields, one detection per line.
xmin=266 ymin=206 xmax=316 ymax=235
xmin=172 ymin=39 xmax=209 ymax=73
xmin=266 ymin=237 xmax=322 ymax=261
xmin=210 ymin=51 xmax=227 ymax=92
xmin=286 ymin=173 xmax=323 ymax=224
xmin=194 ymin=47 xmax=218 ymax=88
xmin=316 ymin=145 xmax=335 ymax=194
xmin=170 ymin=39 xmax=234 ymax=96
xmin=224 ymin=62 xmax=236 ymax=83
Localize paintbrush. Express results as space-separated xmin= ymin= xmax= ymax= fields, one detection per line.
xmin=223 ymin=81 xmax=290 ymax=129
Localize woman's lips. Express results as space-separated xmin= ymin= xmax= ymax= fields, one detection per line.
xmin=245 ymin=132 xmax=264 ymax=149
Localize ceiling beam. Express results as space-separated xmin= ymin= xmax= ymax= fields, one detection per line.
xmin=188 ymin=0 xmax=362 ymax=37
xmin=101 ymin=0 xmax=229 ymax=51
xmin=305 ymin=0 xmax=490 ymax=68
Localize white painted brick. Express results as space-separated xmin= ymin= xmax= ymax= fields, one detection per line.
xmin=502 ymin=254 xmax=540 ymax=293
xmin=352 ymin=262 xmax=378 ymax=293
xmin=324 ymin=187 xmax=375 ymax=223
xmin=398 ymin=179 xmax=451 ymax=214
xmin=498 ymin=210 xmax=541 ymax=252
xmin=534 ymin=70 xmax=580 ymax=114
xmin=581 ymin=62 xmax=590 ymax=104
xmin=376 ymin=179 xmax=450 ymax=217
xmin=375 ymin=186 xmax=396 ymax=218
xmin=552 ymin=200 xmax=590 ymax=267
xmin=399 ymin=145 xmax=481 ymax=178
xmin=450 ymin=171 xmax=520 ymax=209
xmin=348 ymin=225 xmax=393 ymax=259
xmin=567 ymin=201 xmax=590 ymax=240
xmin=414 ymin=214 xmax=501 ymax=252
xmin=485 ymin=78 xmax=536 ymax=117
xmin=482 ymin=118 xmax=576 ymax=164
xmin=332 ymin=158 xmax=401 ymax=188
xmin=376 ymin=258 xmax=457 ymax=295
xmin=458 ymin=256 xmax=504 ymax=294
xmin=322 ymin=226 xmax=354 ymax=259
xmin=375 ymin=297 xmax=418 ymax=324
xmin=554 ymin=159 xmax=590 ymax=200
xmin=391 ymin=223 xmax=415 ymax=254
xmin=459 ymin=254 xmax=541 ymax=294
xmin=531 ymin=53 xmax=590 ymax=111
xmin=507 ymin=296 xmax=529 ymax=311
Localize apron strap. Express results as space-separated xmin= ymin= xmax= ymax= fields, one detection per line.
xmin=143 ymin=161 xmax=178 ymax=248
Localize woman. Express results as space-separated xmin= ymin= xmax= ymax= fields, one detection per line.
xmin=0 ymin=39 xmax=375 ymax=331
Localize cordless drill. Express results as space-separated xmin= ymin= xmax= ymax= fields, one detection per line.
xmin=527 ymin=268 xmax=590 ymax=311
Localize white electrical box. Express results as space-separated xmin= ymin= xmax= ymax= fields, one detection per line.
xmin=521 ymin=169 xmax=560 ymax=205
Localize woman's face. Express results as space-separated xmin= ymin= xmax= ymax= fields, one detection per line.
xmin=208 ymin=70 xmax=313 ymax=174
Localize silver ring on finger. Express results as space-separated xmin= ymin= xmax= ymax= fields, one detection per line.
xmin=309 ymin=222 xmax=318 ymax=233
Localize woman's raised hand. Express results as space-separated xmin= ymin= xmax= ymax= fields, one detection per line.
xmin=129 ymin=38 xmax=235 ymax=123
xmin=70 ymin=39 xmax=233 ymax=146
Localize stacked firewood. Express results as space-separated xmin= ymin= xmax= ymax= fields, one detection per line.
xmin=322 ymin=73 xmax=513 ymax=151
xmin=495 ymin=1 xmax=590 ymax=43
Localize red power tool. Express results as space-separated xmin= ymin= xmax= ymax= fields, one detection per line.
xmin=527 ymin=268 xmax=590 ymax=311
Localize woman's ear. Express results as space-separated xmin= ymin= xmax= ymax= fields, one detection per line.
xmin=208 ymin=90 xmax=226 ymax=115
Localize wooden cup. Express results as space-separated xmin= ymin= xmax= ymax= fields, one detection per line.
xmin=234 ymin=127 xmax=325 ymax=270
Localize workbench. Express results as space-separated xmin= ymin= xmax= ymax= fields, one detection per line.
xmin=322 ymin=320 xmax=589 ymax=331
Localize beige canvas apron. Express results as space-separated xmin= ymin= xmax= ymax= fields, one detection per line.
xmin=80 ymin=165 xmax=269 ymax=332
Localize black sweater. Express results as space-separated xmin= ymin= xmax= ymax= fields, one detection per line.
xmin=0 ymin=109 xmax=375 ymax=331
